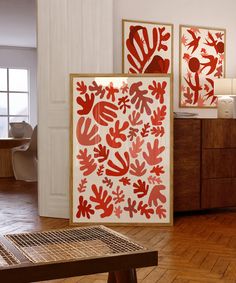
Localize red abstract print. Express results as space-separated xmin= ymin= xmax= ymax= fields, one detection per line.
xmin=180 ymin=26 xmax=225 ymax=108
xmin=72 ymin=76 xmax=171 ymax=224
xmin=123 ymin=20 xmax=172 ymax=74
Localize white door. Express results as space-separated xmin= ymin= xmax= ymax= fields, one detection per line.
xmin=37 ymin=0 xmax=113 ymax=218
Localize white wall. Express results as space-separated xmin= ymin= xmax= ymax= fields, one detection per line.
xmin=0 ymin=46 xmax=37 ymax=126
xmin=114 ymin=0 xmax=236 ymax=117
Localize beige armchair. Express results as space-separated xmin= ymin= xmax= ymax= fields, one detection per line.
xmin=11 ymin=126 xmax=38 ymax=182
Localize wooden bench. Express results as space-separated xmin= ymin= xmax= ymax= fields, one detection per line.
xmin=0 ymin=225 xmax=158 ymax=283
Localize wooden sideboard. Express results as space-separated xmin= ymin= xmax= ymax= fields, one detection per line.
xmin=174 ymin=118 xmax=236 ymax=211
xmin=0 ymin=138 xmax=29 ymax=178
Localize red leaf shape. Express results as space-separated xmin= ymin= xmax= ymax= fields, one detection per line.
xmin=129 ymin=159 xmax=147 ymax=177
xmin=102 ymin=177 xmax=113 ymax=188
xmin=106 ymin=151 xmax=130 ymax=176
xmin=76 ymin=93 xmax=94 ymax=115
xmin=112 ymin=186 xmax=125 ymax=204
xmin=133 ymin=179 xmax=149 ymax=198
xmin=130 ymin=81 xmax=153 ymax=115
xmin=158 ymin=27 xmax=170 ymax=51
xmin=156 ymin=205 xmax=166 ymax=219
xmin=89 ymin=81 xmax=105 ymax=98
xmin=150 ymin=165 xmax=165 ymax=176
xmin=93 ymin=101 xmax=118 ymax=126
xmin=114 ymin=206 xmax=123 ymax=218
xmin=119 ymin=177 xmax=131 ymax=186
xmin=105 ymin=82 xmax=119 ymax=102
xmin=137 ymin=201 xmax=154 ymax=219
xmin=106 ymin=120 xmax=129 ymax=148
xmin=140 ymin=123 xmax=150 ymax=137
xmin=151 ymin=126 xmax=165 ymax=137
xmin=94 ymin=144 xmax=110 ymax=163
xmin=77 ymin=149 xmax=97 ymax=176
xmin=76 ymin=81 xmax=87 ymax=95
xmin=124 ymin=197 xmax=137 ymax=218
xmin=151 ymin=105 xmax=167 ymax=126
xmin=76 ymin=117 xmax=101 ymax=146
xmin=148 ymin=175 xmax=162 ymax=185
xmin=148 ymin=185 xmax=166 ymax=207
xmin=77 ymin=178 xmax=87 ymax=193
xmin=76 ymin=196 xmax=94 ymax=219
xmin=97 ymin=165 xmax=104 ymax=176
xmin=128 ymin=110 xmax=143 ymax=126
xmin=129 ymin=136 xmax=144 ymax=158
xmin=143 ymin=139 xmax=165 ymax=166
xmin=90 ymin=185 xmax=113 ymax=218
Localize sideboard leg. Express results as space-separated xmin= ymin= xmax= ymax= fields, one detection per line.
xmin=107 ymin=268 xmax=137 ymax=283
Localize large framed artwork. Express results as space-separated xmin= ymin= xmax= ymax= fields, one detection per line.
xmin=122 ymin=19 xmax=173 ymax=74
xmin=180 ymin=25 xmax=226 ymax=108
xmin=70 ymin=74 xmax=173 ymax=225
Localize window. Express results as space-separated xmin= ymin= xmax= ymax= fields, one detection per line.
xmin=0 ymin=68 xmax=29 ymax=138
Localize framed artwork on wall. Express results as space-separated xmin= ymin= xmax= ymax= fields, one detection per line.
xmin=179 ymin=25 xmax=226 ymax=108
xmin=122 ymin=19 xmax=173 ymax=75
xmin=70 ymin=74 xmax=173 ymax=225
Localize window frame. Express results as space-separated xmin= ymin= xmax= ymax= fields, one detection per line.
xmin=0 ymin=67 xmax=30 ymax=137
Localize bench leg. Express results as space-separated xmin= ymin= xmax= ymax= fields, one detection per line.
xmin=107 ymin=268 xmax=137 ymax=283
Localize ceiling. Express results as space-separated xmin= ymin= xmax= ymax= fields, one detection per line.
xmin=0 ymin=0 xmax=36 ymax=48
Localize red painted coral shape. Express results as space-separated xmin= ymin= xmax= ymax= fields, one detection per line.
xmin=148 ymin=185 xmax=166 ymax=207
xmin=77 ymin=149 xmax=97 ymax=176
xmin=94 ymin=144 xmax=110 ymax=163
xmin=133 ymin=179 xmax=149 ymax=198
xmin=129 ymin=160 xmax=147 ymax=177
xmin=76 ymin=196 xmax=95 ymax=219
xmin=137 ymin=201 xmax=154 ymax=219
xmin=112 ymin=186 xmax=125 ymax=204
xmin=151 ymin=105 xmax=167 ymax=126
xmin=143 ymin=139 xmax=165 ymax=166
xmin=76 ymin=117 xmax=101 ymax=146
xmin=124 ymin=198 xmax=137 ymax=218
xmin=77 ymin=178 xmax=87 ymax=193
xmin=129 ymin=136 xmax=144 ymax=158
xmin=93 ymin=101 xmax=118 ymax=126
xmin=90 ymin=185 xmax=113 ymax=218
xmin=106 ymin=120 xmax=129 ymax=148
xmin=148 ymin=81 xmax=167 ymax=103
xmin=106 ymin=151 xmax=130 ymax=176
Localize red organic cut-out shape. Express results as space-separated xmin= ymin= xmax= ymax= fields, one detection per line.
xmin=106 ymin=120 xmax=129 ymax=148
xmin=76 ymin=93 xmax=94 ymax=115
xmin=90 ymin=185 xmax=113 ymax=218
xmin=102 ymin=177 xmax=113 ymax=189
xmin=94 ymin=144 xmax=110 ymax=163
xmin=128 ymin=127 xmax=139 ymax=141
xmin=118 ymin=96 xmax=131 ymax=114
xmin=158 ymin=27 xmax=170 ymax=51
xmin=200 ymin=54 xmax=218 ymax=75
xmin=151 ymin=105 xmax=167 ymax=126
xmin=106 ymin=151 xmax=130 ymax=177
xmin=133 ymin=179 xmax=149 ymax=198
xmin=149 ymin=81 xmax=167 ymax=104
xmin=214 ymin=65 xmax=223 ymax=79
xmin=144 ymin=55 xmax=170 ymax=73
xmin=129 ymin=160 xmax=147 ymax=177
xmin=76 ymin=196 xmax=95 ymax=219
xmin=129 ymin=136 xmax=144 ymax=158
xmin=77 ymin=178 xmax=87 ymax=193
xmin=126 ymin=25 xmax=158 ymax=73
xmin=76 ymin=81 xmax=87 ymax=95
xmin=129 ymin=81 xmax=153 ymax=115
xmin=148 ymin=185 xmax=166 ymax=207
xmin=119 ymin=177 xmax=131 ymax=186
xmin=105 ymin=82 xmax=119 ymax=102
xmin=76 ymin=117 xmax=101 ymax=146
xmin=140 ymin=123 xmax=150 ymax=138
xmin=151 ymin=126 xmax=165 ymax=137
xmin=150 ymin=165 xmax=165 ymax=176
xmin=97 ymin=165 xmax=104 ymax=176
xmin=112 ymin=186 xmax=125 ymax=204
xmin=148 ymin=175 xmax=162 ymax=185
xmin=114 ymin=206 xmax=123 ymax=218
xmin=205 ymin=78 xmax=217 ymax=105
xmin=205 ymin=31 xmax=224 ymax=54
xmin=183 ymin=86 xmax=193 ymax=104
xmin=137 ymin=201 xmax=154 ymax=219
xmin=89 ymin=81 xmax=105 ymax=98
xmin=120 ymin=82 xmax=129 ymax=94
xmin=93 ymin=101 xmax=118 ymax=126
xmin=77 ymin=149 xmax=97 ymax=176
xmin=128 ymin=110 xmax=143 ymax=126
xmin=143 ymin=139 xmax=165 ymax=166
xmin=124 ymin=197 xmax=137 ymax=218
xmin=156 ymin=205 xmax=166 ymax=219
xmin=186 ymin=29 xmax=200 ymax=54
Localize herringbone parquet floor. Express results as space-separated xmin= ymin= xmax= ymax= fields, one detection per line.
xmin=1 ymin=178 xmax=236 ymax=283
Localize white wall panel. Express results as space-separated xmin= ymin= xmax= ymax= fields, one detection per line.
xmin=37 ymin=0 xmax=113 ymax=218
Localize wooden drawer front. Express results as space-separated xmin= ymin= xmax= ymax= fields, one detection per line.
xmin=201 ymin=178 xmax=236 ymax=208
xmin=202 ymin=149 xmax=235 ymax=179
xmin=174 ymin=119 xmax=201 ymax=150
xmin=174 ymin=119 xmax=201 ymax=211
xmin=202 ymin=119 xmax=236 ymax=148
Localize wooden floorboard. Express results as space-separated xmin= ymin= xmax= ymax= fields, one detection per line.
xmin=1 ymin=178 xmax=236 ymax=283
